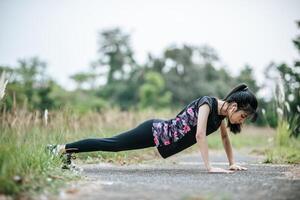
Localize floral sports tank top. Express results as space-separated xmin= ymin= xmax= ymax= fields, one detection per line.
xmin=152 ymin=96 xmax=225 ymax=148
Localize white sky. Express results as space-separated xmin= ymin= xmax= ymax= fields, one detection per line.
xmin=0 ymin=0 xmax=299 ymax=91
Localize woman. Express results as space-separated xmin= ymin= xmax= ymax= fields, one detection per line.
xmin=48 ymin=83 xmax=258 ymax=173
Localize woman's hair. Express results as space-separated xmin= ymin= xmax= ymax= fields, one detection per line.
xmin=222 ymin=83 xmax=258 ymax=134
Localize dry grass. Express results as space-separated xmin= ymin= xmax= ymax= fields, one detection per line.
xmin=0 ymin=107 xmax=175 ymax=196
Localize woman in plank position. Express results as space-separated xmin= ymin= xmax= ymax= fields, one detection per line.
xmin=48 ymin=83 xmax=258 ymax=173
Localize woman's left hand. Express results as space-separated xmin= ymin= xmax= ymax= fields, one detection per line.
xmin=229 ymin=164 xmax=247 ymax=171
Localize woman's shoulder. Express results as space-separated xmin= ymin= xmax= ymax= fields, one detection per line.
xmin=196 ymin=95 xmax=215 ymax=106
xmin=195 ymin=96 xmax=220 ymax=115
xmin=195 ymin=95 xmax=216 ymax=101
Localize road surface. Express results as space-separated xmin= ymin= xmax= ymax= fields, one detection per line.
xmin=59 ymin=150 xmax=300 ymax=200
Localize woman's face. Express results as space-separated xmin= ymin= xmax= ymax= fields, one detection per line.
xmin=228 ymin=103 xmax=248 ymax=124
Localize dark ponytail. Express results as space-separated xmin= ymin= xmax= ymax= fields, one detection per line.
xmin=223 ymin=83 xmax=248 ymax=101
xmin=223 ymin=83 xmax=258 ymax=134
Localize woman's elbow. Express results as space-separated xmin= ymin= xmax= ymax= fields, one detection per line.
xmin=196 ymin=132 xmax=206 ymax=141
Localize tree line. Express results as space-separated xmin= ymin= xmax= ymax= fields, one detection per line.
xmin=0 ymin=23 xmax=299 ymax=135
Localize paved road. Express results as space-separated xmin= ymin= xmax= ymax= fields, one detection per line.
xmin=60 ymin=151 xmax=300 ymax=200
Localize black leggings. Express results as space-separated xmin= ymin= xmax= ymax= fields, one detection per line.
xmin=65 ymin=119 xmax=156 ymax=153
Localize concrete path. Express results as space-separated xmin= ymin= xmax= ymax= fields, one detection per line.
xmin=59 ymin=151 xmax=300 ymax=200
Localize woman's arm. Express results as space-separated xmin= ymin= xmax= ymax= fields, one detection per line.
xmin=196 ymin=105 xmax=232 ymax=173
xmin=220 ymin=121 xmax=234 ymax=165
xmin=220 ymin=121 xmax=247 ymax=171
xmin=195 ymin=104 xmax=211 ymax=170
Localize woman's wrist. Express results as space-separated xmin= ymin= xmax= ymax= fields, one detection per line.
xmin=206 ymin=165 xmax=212 ymax=171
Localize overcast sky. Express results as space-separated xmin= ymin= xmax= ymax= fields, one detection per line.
xmin=0 ymin=0 xmax=299 ymax=91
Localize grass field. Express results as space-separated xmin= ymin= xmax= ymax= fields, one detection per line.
xmin=0 ymin=107 xmax=172 ymax=196
xmin=0 ymin=107 xmax=294 ymax=198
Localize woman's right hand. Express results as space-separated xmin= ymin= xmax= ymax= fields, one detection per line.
xmin=208 ymin=167 xmax=234 ymax=174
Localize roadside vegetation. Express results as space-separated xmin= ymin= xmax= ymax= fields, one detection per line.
xmin=264 ymin=121 xmax=300 ymax=164
xmin=263 ymin=81 xmax=300 ymax=164
xmin=263 ymin=22 xmax=300 ymax=164
xmin=0 ymin=107 xmax=173 ymax=196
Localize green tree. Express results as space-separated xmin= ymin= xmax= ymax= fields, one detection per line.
xmin=236 ymin=65 xmax=259 ymax=93
xmin=164 ymin=45 xmax=194 ymax=75
xmin=276 ymin=22 xmax=300 ymax=137
xmin=264 ymin=21 xmax=300 ymax=137
xmin=70 ymin=72 xmax=95 ymax=90
xmin=1 ymin=57 xmax=55 ymax=111
xmin=161 ymin=44 xmax=234 ymax=107
xmin=97 ymin=28 xmax=136 ymax=84
xmin=93 ymin=28 xmax=142 ymax=110
xmin=138 ymin=71 xmax=172 ymax=109
xmin=145 ymin=53 xmax=165 ymax=74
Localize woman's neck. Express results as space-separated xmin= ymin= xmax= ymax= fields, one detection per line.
xmin=217 ymin=99 xmax=229 ymax=116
